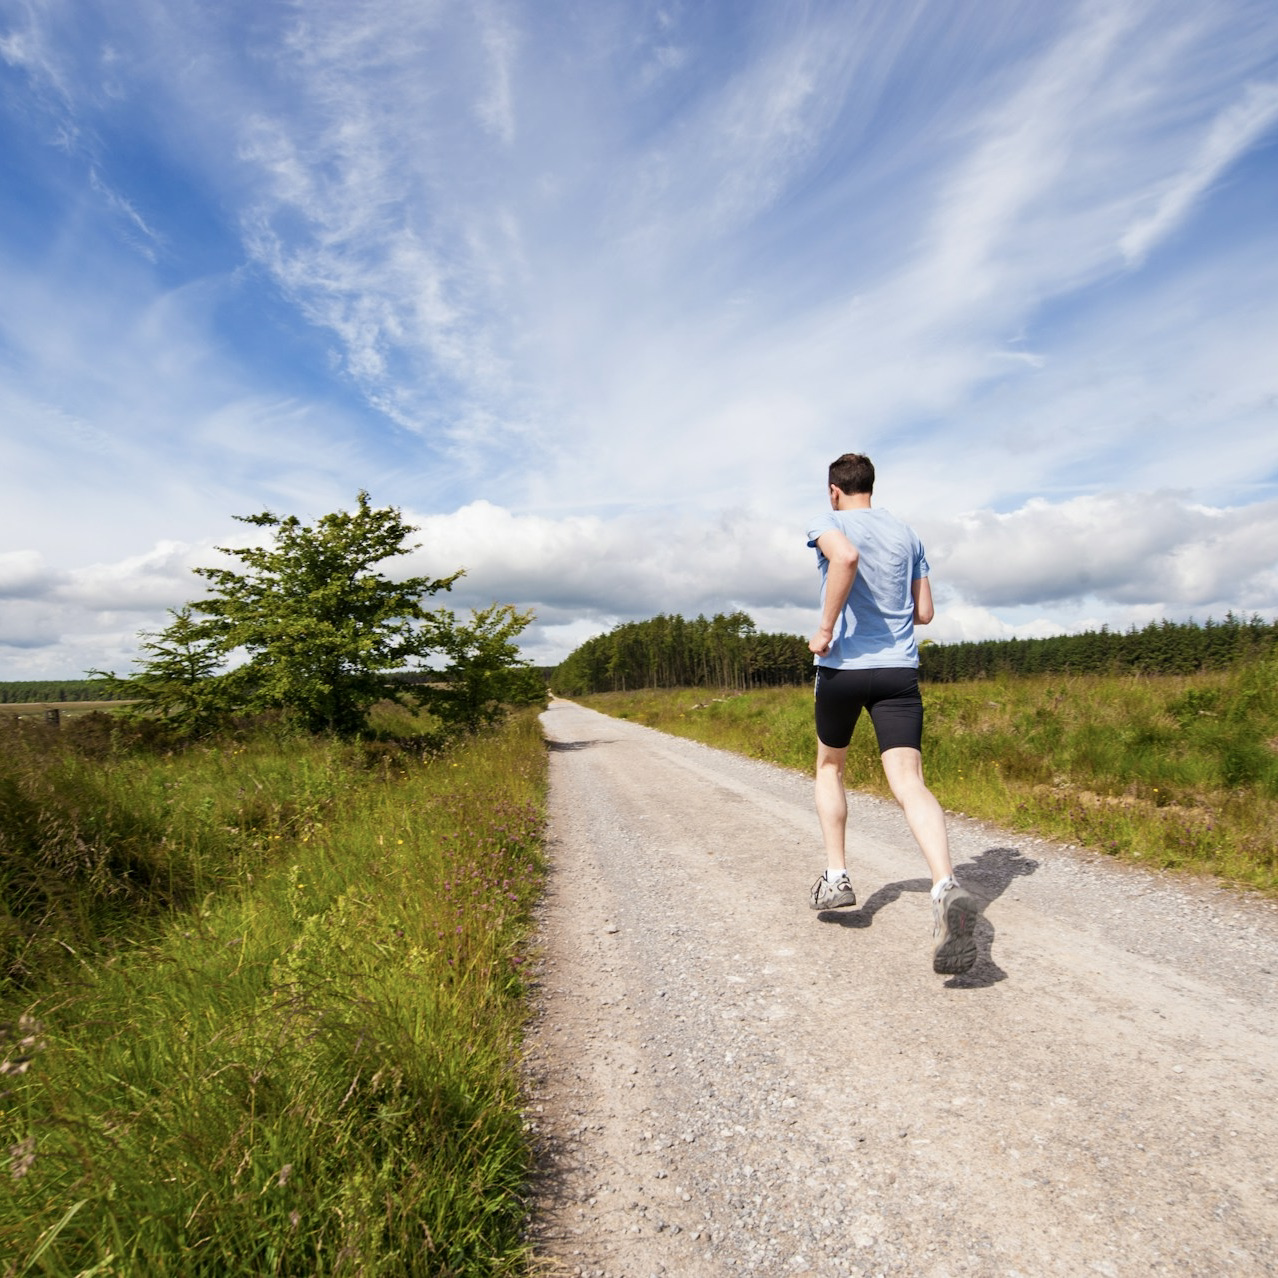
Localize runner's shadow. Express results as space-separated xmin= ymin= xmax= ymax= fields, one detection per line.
xmin=817 ymin=876 xmax=929 ymax=929
xmin=818 ymin=846 xmax=1039 ymax=989
xmin=545 ymin=738 xmax=614 ymax=751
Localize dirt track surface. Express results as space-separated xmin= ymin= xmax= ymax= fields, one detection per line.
xmin=523 ymin=699 xmax=1278 ymax=1277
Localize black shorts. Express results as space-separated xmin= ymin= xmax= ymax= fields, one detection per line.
xmin=813 ymin=665 xmax=923 ymax=752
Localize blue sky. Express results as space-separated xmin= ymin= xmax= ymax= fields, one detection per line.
xmin=1 ymin=0 xmax=1276 ymax=676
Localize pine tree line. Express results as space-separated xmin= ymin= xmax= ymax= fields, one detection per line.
xmin=919 ymin=613 xmax=1277 ymax=681
xmin=552 ymin=611 xmax=1278 ymax=695
xmin=551 ymin=612 xmax=811 ymax=695
xmin=0 ymin=681 xmax=120 ymax=704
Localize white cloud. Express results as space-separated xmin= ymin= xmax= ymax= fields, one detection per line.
xmin=406 ymin=500 xmax=813 ymax=617
xmin=3 ymin=486 xmax=1275 ymax=677
xmin=59 ymin=541 xmax=213 ymax=611
xmin=0 ymin=601 xmax=64 ymax=651
xmin=88 ymin=167 xmax=164 ymax=261
xmin=926 ymin=493 xmax=1278 ymax=611
xmin=475 ymin=0 xmax=519 ymax=145
xmin=0 ymin=551 xmax=56 ymax=599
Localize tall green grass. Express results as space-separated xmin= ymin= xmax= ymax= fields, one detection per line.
xmin=0 ymin=715 xmax=365 ymax=991
xmin=578 ymin=655 xmax=1278 ymax=894
xmin=0 ymin=712 xmax=546 ymax=1275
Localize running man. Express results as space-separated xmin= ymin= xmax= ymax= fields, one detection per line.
xmin=805 ymin=452 xmax=980 ymax=975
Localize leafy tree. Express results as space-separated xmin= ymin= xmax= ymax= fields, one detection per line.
xmin=188 ymin=492 xmax=462 ymax=735
xmin=420 ymin=603 xmax=545 ymax=731
xmin=93 ymin=493 xmax=549 ymax=738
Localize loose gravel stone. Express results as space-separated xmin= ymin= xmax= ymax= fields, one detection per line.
xmin=524 ymin=700 xmax=1278 ymax=1276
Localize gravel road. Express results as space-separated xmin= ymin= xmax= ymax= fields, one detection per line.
xmin=523 ymin=698 xmax=1278 ymax=1277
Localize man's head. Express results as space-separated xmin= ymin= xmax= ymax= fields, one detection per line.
xmin=828 ymin=453 xmax=875 ymax=496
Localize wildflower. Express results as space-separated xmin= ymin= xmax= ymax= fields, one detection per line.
xmin=9 ymin=1135 xmax=35 ymax=1180
xmin=0 ymin=1016 xmax=45 ymax=1077
xmin=277 ymin=1163 xmax=293 ymax=1187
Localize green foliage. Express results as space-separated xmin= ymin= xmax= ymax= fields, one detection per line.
xmin=551 ymin=611 xmax=1277 ymax=700
xmin=420 ymin=603 xmax=546 ymax=732
xmin=193 ymin=492 xmax=461 ymax=736
xmin=0 ymin=715 xmax=358 ymax=991
xmin=90 ymin=605 xmax=229 ymax=735
xmin=553 ymin=611 xmax=810 ymax=695
xmin=0 ymin=713 xmax=546 ymax=1274
xmin=93 ymin=494 xmax=541 ymax=741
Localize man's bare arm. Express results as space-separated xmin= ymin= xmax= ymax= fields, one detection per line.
xmin=912 ymin=576 xmax=934 ymax=626
xmin=809 ymin=530 xmax=859 ymax=656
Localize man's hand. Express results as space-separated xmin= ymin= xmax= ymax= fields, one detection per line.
xmin=808 ymin=625 xmax=834 ymax=656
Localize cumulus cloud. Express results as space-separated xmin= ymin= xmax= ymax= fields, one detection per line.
xmin=926 ymin=493 xmax=1278 ymax=611
xmin=3 ymin=488 xmax=1276 ymax=677
xmin=0 ymin=551 xmax=58 ymax=599
xmin=414 ymin=493 xmax=1278 ymax=649
xmin=0 ymin=602 xmax=63 ymax=650
xmin=59 ymin=542 xmax=216 ymax=611
xmin=405 ymin=500 xmax=813 ymax=618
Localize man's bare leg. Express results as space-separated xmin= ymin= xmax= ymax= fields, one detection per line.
xmin=815 ymin=741 xmax=850 ymax=872
xmin=881 ymin=745 xmax=979 ymax=973
xmin=879 ymin=746 xmax=954 ymax=885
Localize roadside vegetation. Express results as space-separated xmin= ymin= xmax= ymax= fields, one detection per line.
xmin=574 ymin=655 xmax=1278 ymax=895
xmin=91 ymin=492 xmax=544 ymax=739
xmin=0 ymin=708 xmax=546 ymax=1274
xmin=1 ymin=492 xmax=551 ymax=1273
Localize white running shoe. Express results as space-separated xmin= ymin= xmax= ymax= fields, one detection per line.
xmin=932 ymin=882 xmax=980 ymax=974
xmin=810 ymin=872 xmax=857 ymax=910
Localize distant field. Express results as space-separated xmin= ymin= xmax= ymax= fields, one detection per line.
xmin=0 ymin=700 xmax=139 ymax=716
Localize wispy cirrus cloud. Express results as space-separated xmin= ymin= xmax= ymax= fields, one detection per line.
xmin=1 ymin=0 xmax=1276 ymax=679
xmin=1121 ymin=80 xmax=1278 ymax=266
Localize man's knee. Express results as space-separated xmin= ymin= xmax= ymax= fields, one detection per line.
xmin=880 ymin=746 xmax=925 ymax=792
xmin=816 ymin=742 xmax=848 ymax=777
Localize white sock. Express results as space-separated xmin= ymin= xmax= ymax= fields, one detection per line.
xmin=826 ymin=868 xmax=847 ymax=883
xmin=931 ymin=876 xmax=957 ymax=901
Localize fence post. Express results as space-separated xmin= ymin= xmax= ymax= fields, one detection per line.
xmin=44 ymin=708 xmax=60 ymax=727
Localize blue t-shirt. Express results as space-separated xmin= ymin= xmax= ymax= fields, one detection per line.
xmin=805 ymin=507 xmax=929 ymax=669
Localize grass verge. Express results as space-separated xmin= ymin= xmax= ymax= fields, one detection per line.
xmin=576 ymin=657 xmax=1278 ymax=895
xmin=1 ymin=711 xmax=546 ymax=1275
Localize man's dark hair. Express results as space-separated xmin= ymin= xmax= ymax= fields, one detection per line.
xmin=829 ymin=453 xmax=875 ymax=495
